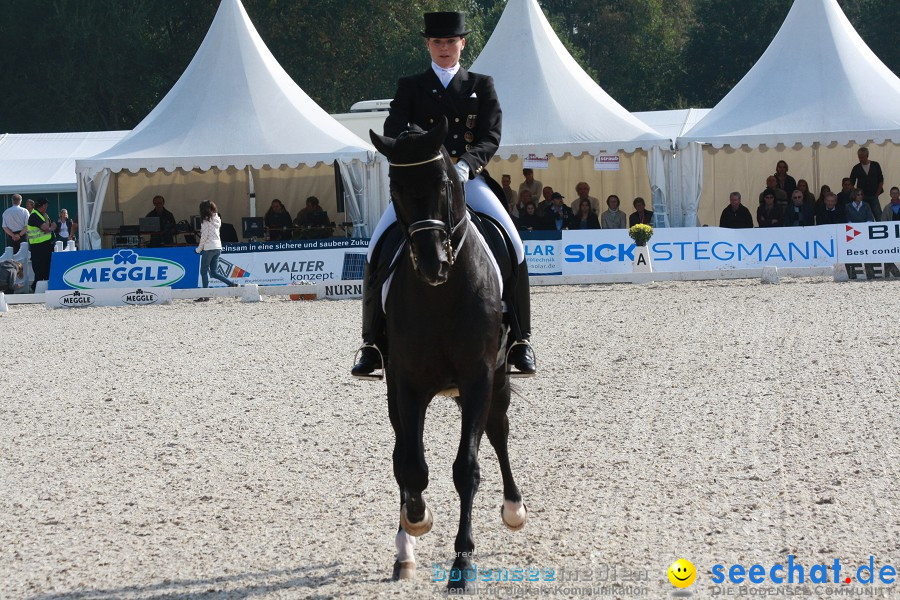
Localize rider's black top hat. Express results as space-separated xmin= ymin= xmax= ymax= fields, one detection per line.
xmin=421 ymin=12 xmax=471 ymax=38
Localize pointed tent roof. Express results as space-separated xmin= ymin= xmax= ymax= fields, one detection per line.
xmin=77 ymin=0 xmax=373 ymax=175
xmin=679 ymin=0 xmax=900 ymax=149
xmin=469 ymin=0 xmax=669 ymax=158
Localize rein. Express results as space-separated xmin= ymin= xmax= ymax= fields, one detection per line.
xmin=390 ymin=153 xmax=469 ymax=267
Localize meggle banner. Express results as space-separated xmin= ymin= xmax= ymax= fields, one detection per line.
xmin=49 ymin=248 xmax=200 ymax=290
xmin=217 ymin=238 xmax=369 ymax=287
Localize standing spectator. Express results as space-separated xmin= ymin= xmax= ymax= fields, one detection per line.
xmin=264 ymin=198 xmax=293 ymax=240
xmin=569 ymin=182 xmax=600 ymax=214
xmin=2 ymin=194 xmax=30 ymax=252
xmin=27 ymin=198 xmax=56 ymax=292
xmin=518 ymin=168 xmax=542 ymax=202
xmin=795 ymin=179 xmax=815 ymax=207
xmin=0 ymin=259 xmax=24 ymax=294
xmin=628 ymin=197 xmax=654 ymax=226
xmin=836 ymin=177 xmax=854 ymax=206
xmin=784 ymin=191 xmax=814 ymax=227
xmin=545 ymin=192 xmax=573 ymax=231
xmin=55 ymin=208 xmax=76 ymax=247
xmin=194 ymin=200 xmax=238 ymax=302
xmin=773 ymin=160 xmax=797 ymax=198
xmin=720 ymin=192 xmax=754 ymax=228
xmin=815 ymin=193 xmax=847 ymax=225
xmin=501 ymin=174 xmax=518 ymax=216
xmin=146 ymin=195 xmax=177 ymax=246
xmin=537 ymin=186 xmax=554 ymax=217
xmin=759 ymin=175 xmax=787 ymax=205
xmin=846 ymin=188 xmax=876 ymax=223
xmin=569 ymin=199 xmax=600 ymax=230
xmin=601 ymin=195 xmax=627 ymax=229
xmin=757 ymin=189 xmax=782 ymax=227
xmin=849 ymin=148 xmax=884 ymax=220
xmin=881 ymin=187 xmax=900 ymax=222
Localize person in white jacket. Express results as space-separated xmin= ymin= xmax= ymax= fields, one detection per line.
xmin=195 ymin=200 xmax=237 ymax=301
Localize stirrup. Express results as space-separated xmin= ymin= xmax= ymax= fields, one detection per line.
xmin=506 ymin=340 xmax=536 ymax=378
xmin=351 ymin=343 xmax=385 ymax=381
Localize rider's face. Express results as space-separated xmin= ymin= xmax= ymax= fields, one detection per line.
xmin=427 ymin=37 xmax=465 ymax=69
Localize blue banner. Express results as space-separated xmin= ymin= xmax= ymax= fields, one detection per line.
xmin=49 ymin=247 xmax=201 ymax=290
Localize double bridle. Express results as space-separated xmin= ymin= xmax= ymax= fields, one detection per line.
xmin=389 ymin=153 xmax=469 ymax=267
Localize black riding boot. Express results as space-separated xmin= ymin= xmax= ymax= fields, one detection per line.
xmin=351 ymin=260 xmax=386 ymax=379
xmin=507 ymin=260 xmax=536 ymax=377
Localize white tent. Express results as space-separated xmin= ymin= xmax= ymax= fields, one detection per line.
xmin=0 ymin=131 xmax=127 ymax=194
xmin=468 ymin=0 xmax=675 ymax=224
xmin=76 ymin=0 xmax=381 ymax=249
xmin=678 ymin=0 xmax=900 ymax=225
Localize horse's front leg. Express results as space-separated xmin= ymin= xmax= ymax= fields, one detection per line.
xmin=388 ymin=378 xmax=418 ymax=580
xmin=395 ymin=381 xmax=433 ymax=539
xmin=449 ymin=367 xmax=493 ymax=591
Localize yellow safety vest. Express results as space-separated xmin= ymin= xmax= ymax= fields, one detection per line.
xmin=27 ymin=209 xmax=52 ymax=245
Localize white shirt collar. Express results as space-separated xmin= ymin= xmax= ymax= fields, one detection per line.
xmin=431 ymin=61 xmax=460 ymax=88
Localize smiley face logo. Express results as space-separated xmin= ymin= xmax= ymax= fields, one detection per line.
xmin=668 ymin=558 xmax=696 ymax=588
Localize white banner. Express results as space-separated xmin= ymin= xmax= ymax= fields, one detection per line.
xmin=594 ymin=154 xmax=620 ymax=171
xmin=522 ymin=153 xmax=550 ymax=170
xmin=46 ymin=286 xmax=173 ymax=309
xmin=836 ymin=222 xmax=900 ymax=263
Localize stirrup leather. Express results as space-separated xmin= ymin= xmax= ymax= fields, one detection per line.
xmin=352 ymin=343 xmax=385 ymax=381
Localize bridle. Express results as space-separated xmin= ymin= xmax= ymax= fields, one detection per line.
xmin=389 ymin=152 xmax=469 ymax=268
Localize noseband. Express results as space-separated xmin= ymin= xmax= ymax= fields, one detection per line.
xmin=389 ymin=153 xmax=468 ymax=267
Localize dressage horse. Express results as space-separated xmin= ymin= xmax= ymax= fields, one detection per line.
xmin=369 ymin=119 xmax=527 ymax=591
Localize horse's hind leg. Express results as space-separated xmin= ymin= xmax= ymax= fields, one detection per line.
xmin=486 ymin=372 xmax=527 ymax=531
xmin=388 ymin=380 xmax=418 ymax=580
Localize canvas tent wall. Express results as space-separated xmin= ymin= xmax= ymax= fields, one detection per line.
xmin=75 ymin=0 xmax=382 ymax=249
xmin=678 ymin=0 xmax=900 ymax=226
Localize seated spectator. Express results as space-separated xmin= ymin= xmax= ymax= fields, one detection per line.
xmin=537 ymin=186 xmax=554 ymax=217
xmin=720 ymin=192 xmax=754 ymax=228
xmin=836 ymin=177 xmax=854 ymax=206
xmin=514 ymin=189 xmax=533 ymax=218
xmin=0 ymin=259 xmax=24 ymax=294
xmin=784 ymin=190 xmax=814 ymax=226
xmin=55 ymin=208 xmax=76 ymax=247
xmin=517 ymin=202 xmax=545 ymax=231
xmin=815 ymin=192 xmax=847 ymax=225
xmin=518 ymin=168 xmax=542 ymax=202
xmin=628 ymin=197 xmax=654 ymax=226
xmin=601 ymin=195 xmax=627 ymax=229
xmin=501 ymin=174 xmax=518 ymax=216
xmin=569 ymin=198 xmax=600 ymax=230
xmin=815 ymin=185 xmax=833 ymax=212
xmin=293 ymin=196 xmax=333 ymax=238
xmin=846 ymin=188 xmax=876 ymax=223
xmin=265 ymin=198 xmax=293 ymax=240
xmin=569 ymin=182 xmax=600 ymax=214
xmin=882 ymin=186 xmax=900 ymax=222
xmin=795 ymin=179 xmax=816 ymax=207
xmin=757 ymin=189 xmax=783 ymax=227
xmin=759 ymin=175 xmax=787 ymax=205
xmin=773 ymin=160 xmax=797 ymax=198
xmin=545 ymin=192 xmax=573 ymax=231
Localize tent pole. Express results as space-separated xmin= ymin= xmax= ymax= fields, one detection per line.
xmin=811 ymin=144 xmax=820 ymax=194
xmin=247 ymin=167 xmax=256 ymax=217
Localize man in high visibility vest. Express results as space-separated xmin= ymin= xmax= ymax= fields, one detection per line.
xmin=27 ymin=198 xmax=56 ymax=292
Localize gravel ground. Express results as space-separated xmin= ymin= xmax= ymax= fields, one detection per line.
xmin=2 ymin=277 xmax=899 ymax=600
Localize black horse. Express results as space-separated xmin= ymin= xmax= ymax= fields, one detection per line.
xmin=369 ymin=119 xmax=527 ymax=591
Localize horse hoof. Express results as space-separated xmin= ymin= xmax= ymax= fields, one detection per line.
xmin=400 ymin=503 xmax=433 ymax=536
xmin=501 ymin=500 xmax=527 ymax=531
xmin=392 ymin=560 xmax=416 ymax=580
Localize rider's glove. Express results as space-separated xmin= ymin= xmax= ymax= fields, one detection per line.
xmin=455 ymin=160 xmax=471 ymax=182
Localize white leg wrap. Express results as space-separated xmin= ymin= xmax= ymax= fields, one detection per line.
xmin=395 ymin=529 xmax=417 ymax=563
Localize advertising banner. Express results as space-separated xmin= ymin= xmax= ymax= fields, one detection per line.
xmin=49 ymin=248 xmax=200 ymax=290
xmin=593 ymin=154 xmax=621 ymax=171
xmin=219 ymin=238 xmax=369 ymax=287
xmin=836 ymin=222 xmax=900 ymax=262
xmin=46 ymin=287 xmax=173 ymax=309
xmin=522 ymin=153 xmax=550 ymax=170
xmin=522 ymin=231 xmax=562 ymax=276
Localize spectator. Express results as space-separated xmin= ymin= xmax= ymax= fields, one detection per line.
xmin=719 ymin=192 xmax=754 ymax=228
xmin=846 ymin=188 xmax=876 ymax=223
xmin=795 ymin=179 xmax=815 ymax=207
xmin=294 ymin=196 xmax=333 ymax=239
xmin=265 ymin=198 xmax=293 ymax=240
xmin=537 ymin=186 xmax=554 ymax=217
xmin=773 ymin=160 xmax=797 ymax=198
xmin=836 ymin=177 xmax=854 ymax=206
xmin=784 ymin=190 xmax=814 ymax=227
xmin=545 ymin=192 xmax=573 ymax=231
xmin=759 ymin=175 xmax=787 ymax=205
xmin=882 ymin=187 xmax=900 ymax=222
xmin=514 ymin=188 xmax=533 ymax=218
xmin=2 ymin=194 xmax=30 ymax=253
xmin=194 ymin=200 xmax=238 ymax=301
xmin=501 ymin=174 xmax=518 ymax=216
xmin=518 ymin=168 xmax=542 ymax=202
xmin=600 ymin=195 xmax=627 ymax=229
xmin=146 ymin=195 xmax=177 ymax=246
xmin=569 ymin=182 xmax=600 ymax=214
xmin=0 ymin=259 xmax=24 ymax=294
xmin=628 ymin=197 xmax=654 ymax=226
xmin=757 ymin=189 xmax=782 ymax=227
xmin=27 ymin=198 xmax=56 ymax=292
xmin=815 ymin=192 xmax=847 ymax=225
xmin=55 ymin=208 xmax=76 ymax=247
xmin=815 ymin=185 xmax=833 ymax=212
xmin=569 ymin=198 xmax=600 ymax=230
xmin=849 ymin=147 xmax=884 ymax=220
xmin=517 ymin=202 xmax=545 ymax=232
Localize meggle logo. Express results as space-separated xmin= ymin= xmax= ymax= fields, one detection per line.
xmin=58 ymin=290 xmax=96 ymax=307
xmin=63 ymin=250 xmax=184 ymax=289
xmin=122 ymin=288 xmax=159 ymax=305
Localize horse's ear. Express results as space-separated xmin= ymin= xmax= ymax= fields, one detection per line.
xmin=370 ymin=130 xmax=395 ymax=157
xmin=421 ymin=117 xmax=448 ymax=153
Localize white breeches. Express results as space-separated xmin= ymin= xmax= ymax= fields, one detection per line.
xmin=368 ymin=174 xmax=525 ymax=264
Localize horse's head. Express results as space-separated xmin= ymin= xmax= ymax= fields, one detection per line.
xmin=370 ymin=118 xmax=467 ymax=286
